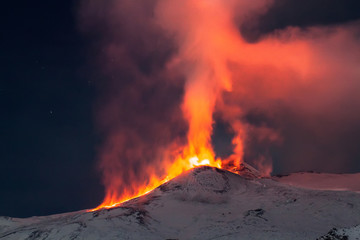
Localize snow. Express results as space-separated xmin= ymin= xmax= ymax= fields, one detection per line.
xmin=318 ymin=225 xmax=360 ymax=240
xmin=1 ymin=166 xmax=360 ymax=239
xmin=273 ymin=172 xmax=360 ymax=192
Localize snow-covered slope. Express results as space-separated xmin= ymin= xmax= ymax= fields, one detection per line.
xmin=1 ymin=166 xmax=360 ymax=240
xmin=273 ymin=172 xmax=360 ymax=192
xmin=317 ymin=225 xmax=360 ymax=240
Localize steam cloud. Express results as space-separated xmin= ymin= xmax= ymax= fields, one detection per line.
xmin=79 ymin=0 xmax=360 ymax=204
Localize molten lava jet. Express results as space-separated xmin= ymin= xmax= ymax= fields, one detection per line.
xmin=91 ymin=0 xmax=244 ymax=211
xmin=87 ymin=0 xmax=360 ymax=211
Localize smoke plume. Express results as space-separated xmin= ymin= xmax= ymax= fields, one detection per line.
xmin=79 ymin=0 xmax=360 ymax=206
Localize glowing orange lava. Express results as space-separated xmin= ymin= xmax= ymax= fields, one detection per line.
xmin=85 ymin=0 xmax=360 ymax=212
xmin=91 ymin=155 xmax=223 ymax=211
xmin=90 ymin=0 xmax=243 ymax=212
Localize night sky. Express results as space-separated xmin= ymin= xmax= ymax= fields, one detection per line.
xmin=1 ymin=0 xmax=360 ymax=218
xmin=1 ymin=1 xmax=103 ymax=217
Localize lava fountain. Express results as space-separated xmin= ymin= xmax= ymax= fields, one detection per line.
xmin=87 ymin=0 xmax=360 ymax=211
xmin=91 ymin=0 xmax=245 ymax=211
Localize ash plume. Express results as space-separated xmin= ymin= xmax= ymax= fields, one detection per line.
xmin=78 ymin=0 xmax=360 ymax=205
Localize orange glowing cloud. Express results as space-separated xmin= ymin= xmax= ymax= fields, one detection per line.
xmin=79 ymin=0 xmax=360 ymax=210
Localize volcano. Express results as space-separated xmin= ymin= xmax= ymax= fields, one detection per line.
xmin=1 ymin=165 xmax=359 ymax=240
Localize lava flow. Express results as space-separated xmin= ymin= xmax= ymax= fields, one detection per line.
xmin=91 ymin=155 xmax=223 ymax=211
xmin=90 ymin=0 xmax=244 ymax=211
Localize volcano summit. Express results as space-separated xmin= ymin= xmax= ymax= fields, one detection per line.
xmin=0 ymin=166 xmax=359 ymax=239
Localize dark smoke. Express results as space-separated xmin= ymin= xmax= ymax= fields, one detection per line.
xmin=79 ymin=0 xmax=187 ymax=197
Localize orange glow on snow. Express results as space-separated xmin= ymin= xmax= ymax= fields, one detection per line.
xmin=91 ymin=154 xmax=222 ymax=211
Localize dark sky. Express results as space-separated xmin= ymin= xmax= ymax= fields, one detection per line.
xmin=1 ymin=0 xmax=103 ymax=217
xmin=1 ymin=0 xmax=360 ymax=218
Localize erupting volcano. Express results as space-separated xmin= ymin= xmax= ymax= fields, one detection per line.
xmin=92 ymin=0 xmax=246 ymax=210
xmin=2 ymin=0 xmax=360 ymax=239
xmin=89 ymin=0 xmax=360 ymax=211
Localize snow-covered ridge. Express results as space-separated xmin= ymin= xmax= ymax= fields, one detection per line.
xmin=1 ymin=166 xmax=360 ymax=239
xmin=273 ymin=172 xmax=360 ymax=192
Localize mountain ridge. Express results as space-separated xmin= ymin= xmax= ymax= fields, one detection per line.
xmin=1 ymin=165 xmax=360 ymax=239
